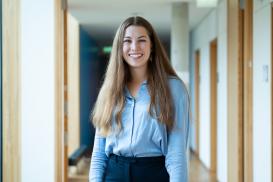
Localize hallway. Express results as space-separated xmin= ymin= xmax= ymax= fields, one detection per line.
xmin=2 ymin=0 xmax=273 ymax=182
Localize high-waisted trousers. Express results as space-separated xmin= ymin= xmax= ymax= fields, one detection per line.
xmin=104 ymin=154 xmax=169 ymax=182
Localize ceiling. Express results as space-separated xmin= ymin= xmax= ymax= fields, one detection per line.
xmin=67 ymin=0 xmax=213 ymax=46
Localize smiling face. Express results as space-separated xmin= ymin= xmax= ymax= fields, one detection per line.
xmin=122 ymin=25 xmax=152 ymax=73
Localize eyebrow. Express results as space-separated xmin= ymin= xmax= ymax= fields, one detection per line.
xmin=123 ymin=35 xmax=148 ymax=39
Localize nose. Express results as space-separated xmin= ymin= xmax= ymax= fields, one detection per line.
xmin=131 ymin=40 xmax=139 ymax=51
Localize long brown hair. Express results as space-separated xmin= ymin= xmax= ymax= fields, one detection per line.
xmin=91 ymin=16 xmax=179 ymax=135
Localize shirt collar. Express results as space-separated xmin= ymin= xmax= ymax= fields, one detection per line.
xmin=124 ymin=80 xmax=148 ymax=99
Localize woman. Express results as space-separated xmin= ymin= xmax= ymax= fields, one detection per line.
xmin=89 ymin=16 xmax=190 ymax=182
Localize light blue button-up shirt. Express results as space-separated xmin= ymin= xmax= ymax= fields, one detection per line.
xmin=89 ymin=77 xmax=190 ymax=182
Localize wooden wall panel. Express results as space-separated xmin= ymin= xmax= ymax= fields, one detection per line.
xmin=243 ymin=0 xmax=253 ymax=181
xmin=0 ymin=0 xmax=2 ymax=180
xmin=67 ymin=13 xmax=80 ymax=156
xmin=55 ymin=0 xmax=66 ymax=181
xmin=227 ymin=0 xmax=243 ymax=182
xmin=2 ymin=0 xmax=21 ymax=181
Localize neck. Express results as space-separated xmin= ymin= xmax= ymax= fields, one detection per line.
xmin=129 ymin=67 xmax=148 ymax=84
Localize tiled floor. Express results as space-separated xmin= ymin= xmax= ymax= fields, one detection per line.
xmin=69 ymin=152 xmax=217 ymax=182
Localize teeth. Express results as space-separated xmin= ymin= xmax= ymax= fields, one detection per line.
xmin=129 ymin=54 xmax=142 ymax=58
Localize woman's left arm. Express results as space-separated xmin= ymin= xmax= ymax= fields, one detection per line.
xmin=165 ymin=81 xmax=190 ymax=182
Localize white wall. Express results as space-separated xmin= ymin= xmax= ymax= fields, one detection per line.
xmin=199 ymin=45 xmax=211 ymax=168
xmin=254 ymin=0 xmax=270 ymax=12
xmin=191 ymin=8 xmax=218 ymax=169
xmin=21 ymin=0 xmax=56 ymax=181
xmin=216 ymin=1 xmax=227 ymax=181
xmin=190 ymin=0 xmax=227 ymax=181
xmin=253 ymin=2 xmax=272 ymax=182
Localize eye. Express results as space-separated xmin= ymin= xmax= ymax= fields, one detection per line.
xmin=139 ymin=39 xmax=147 ymax=42
xmin=123 ymin=39 xmax=131 ymax=43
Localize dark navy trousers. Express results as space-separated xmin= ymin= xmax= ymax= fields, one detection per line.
xmin=104 ymin=154 xmax=170 ymax=182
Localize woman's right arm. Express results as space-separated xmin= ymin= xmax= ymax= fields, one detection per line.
xmin=89 ymin=131 xmax=108 ymax=182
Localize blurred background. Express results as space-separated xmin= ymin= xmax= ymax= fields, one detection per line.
xmin=2 ymin=0 xmax=273 ymax=182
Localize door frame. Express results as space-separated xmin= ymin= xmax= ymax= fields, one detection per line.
xmin=194 ymin=50 xmax=200 ymax=157
xmin=210 ymin=39 xmax=217 ymax=174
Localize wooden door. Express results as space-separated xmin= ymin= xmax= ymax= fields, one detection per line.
xmin=210 ymin=39 xmax=217 ymax=174
xmin=195 ymin=50 xmax=200 ymax=157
